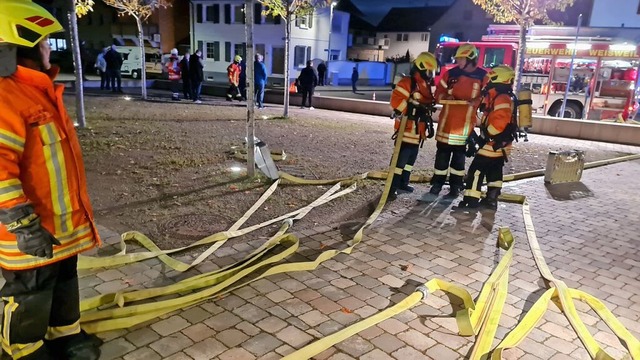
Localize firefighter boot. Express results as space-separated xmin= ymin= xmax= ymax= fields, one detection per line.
xmin=445 ymin=185 xmax=463 ymax=198
xmin=47 ymin=331 xmax=102 ymax=360
xmin=397 ymin=184 xmax=414 ymax=193
xmin=457 ymin=196 xmax=479 ymax=209
xmin=428 ymin=183 xmax=442 ymax=196
xmin=480 ymin=188 xmax=500 ymax=210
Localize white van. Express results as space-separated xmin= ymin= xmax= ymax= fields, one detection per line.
xmin=115 ymin=46 xmax=163 ymax=79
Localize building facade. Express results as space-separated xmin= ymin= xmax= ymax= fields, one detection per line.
xmin=589 ymin=0 xmax=640 ymax=27
xmin=190 ymin=0 xmax=349 ymax=84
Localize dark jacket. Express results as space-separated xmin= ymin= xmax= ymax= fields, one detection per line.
xmin=317 ymin=62 xmax=327 ymax=74
xmin=298 ymin=66 xmax=318 ymax=89
xmin=351 ymin=69 xmax=359 ymax=82
xmin=189 ymin=54 xmax=204 ymax=83
xmin=254 ymin=60 xmax=267 ymax=85
xmin=179 ymin=56 xmax=190 ymax=80
xmin=104 ymin=49 xmax=123 ymax=71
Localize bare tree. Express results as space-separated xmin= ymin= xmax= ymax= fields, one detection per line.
xmin=472 ymin=0 xmax=575 ymax=90
xmin=102 ymin=0 xmax=172 ymax=100
xmin=259 ymin=0 xmax=330 ymax=118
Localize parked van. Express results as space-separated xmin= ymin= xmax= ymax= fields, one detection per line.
xmin=115 ymin=46 xmax=163 ymax=79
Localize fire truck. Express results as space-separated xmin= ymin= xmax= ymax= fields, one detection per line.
xmin=434 ymin=25 xmax=640 ymax=120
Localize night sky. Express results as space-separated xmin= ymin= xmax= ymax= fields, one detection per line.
xmin=352 ymin=0 xmax=455 ymax=25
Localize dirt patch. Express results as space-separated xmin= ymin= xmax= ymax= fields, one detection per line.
xmin=69 ymin=95 xmax=631 ymax=250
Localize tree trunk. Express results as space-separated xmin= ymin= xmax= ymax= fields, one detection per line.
xmin=283 ymin=10 xmax=291 ymax=118
xmin=68 ymin=2 xmax=86 ymax=128
xmin=245 ymin=0 xmax=255 ymax=177
xmin=514 ymin=23 xmax=527 ymax=92
xmin=136 ymin=17 xmax=148 ymax=100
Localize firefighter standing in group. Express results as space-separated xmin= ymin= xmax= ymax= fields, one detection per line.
xmin=459 ymin=65 xmax=517 ymax=210
xmin=166 ymin=48 xmax=181 ymax=101
xmin=429 ymin=44 xmax=488 ymax=198
xmin=0 ymin=1 xmax=102 ymax=359
xmin=226 ymin=55 xmax=243 ymax=101
xmin=388 ymin=52 xmax=438 ymax=200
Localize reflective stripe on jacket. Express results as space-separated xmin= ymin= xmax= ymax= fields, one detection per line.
xmin=390 ymin=74 xmax=435 ymax=145
xmin=478 ymin=90 xmax=513 ymax=158
xmin=166 ymin=56 xmax=181 ymax=81
xmin=435 ymin=67 xmax=488 ymax=146
xmin=0 ymin=66 xmax=101 ymax=270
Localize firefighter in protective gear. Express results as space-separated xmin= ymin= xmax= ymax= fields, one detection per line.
xmin=166 ymin=48 xmax=181 ymax=100
xmin=226 ymin=54 xmax=243 ymax=101
xmin=0 ymin=1 xmax=102 ymax=359
xmin=388 ymin=52 xmax=437 ymax=200
xmin=430 ymin=43 xmax=488 ymax=198
xmin=459 ymin=65 xmax=516 ymax=210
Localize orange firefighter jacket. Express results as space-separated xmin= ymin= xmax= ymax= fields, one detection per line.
xmin=390 ymin=73 xmax=435 ymax=145
xmin=0 ymin=65 xmax=101 ymax=270
xmin=166 ymin=55 xmax=181 ymax=81
xmin=435 ymin=66 xmax=488 ymax=146
xmin=477 ymin=89 xmax=514 ymax=158
xmin=227 ymin=62 xmax=241 ymax=86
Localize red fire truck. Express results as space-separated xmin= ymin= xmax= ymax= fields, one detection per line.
xmin=434 ymin=25 xmax=640 ymax=120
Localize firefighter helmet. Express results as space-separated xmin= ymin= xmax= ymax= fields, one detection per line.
xmin=170 ymin=48 xmax=178 ymax=55
xmin=413 ymin=52 xmax=438 ymax=72
xmin=0 ymin=0 xmax=63 ymax=48
xmin=234 ymin=54 xmax=242 ymax=62
xmin=454 ymin=43 xmax=478 ymax=60
xmin=488 ymin=65 xmax=515 ymax=85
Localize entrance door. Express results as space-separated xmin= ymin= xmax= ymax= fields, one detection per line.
xmin=272 ymin=46 xmax=285 ymax=75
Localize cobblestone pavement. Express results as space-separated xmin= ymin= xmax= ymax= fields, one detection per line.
xmin=5 ymin=136 xmax=638 ymax=360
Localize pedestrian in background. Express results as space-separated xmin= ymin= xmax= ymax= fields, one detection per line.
xmin=104 ymin=44 xmax=123 ymax=93
xmin=166 ymin=48 xmax=181 ymax=101
xmin=179 ymin=50 xmax=191 ymax=100
xmin=190 ymin=49 xmax=204 ymax=103
xmin=95 ymin=47 xmax=109 ymax=90
xmin=0 ymin=1 xmax=103 ymax=359
xmin=317 ymin=61 xmax=327 ymax=86
xmin=298 ymin=60 xmax=318 ymax=109
xmin=351 ymin=66 xmax=359 ymax=93
xmin=254 ymin=53 xmax=267 ymax=109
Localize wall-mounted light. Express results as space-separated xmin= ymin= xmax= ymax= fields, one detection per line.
xmin=610 ymin=43 xmax=636 ymax=51
xmin=566 ymin=43 xmax=591 ymax=50
xmin=527 ymin=42 xmax=550 ymax=49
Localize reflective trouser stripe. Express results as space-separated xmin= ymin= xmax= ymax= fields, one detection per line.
xmin=434 ymin=169 xmax=448 ymax=176
xmin=488 ymin=181 xmax=503 ymax=188
xmin=464 ymin=170 xmax=483 ymax=199
xmin=394 ymin=167 xmax=403 ymax=175
xmin=1 ymin=297 xmax=45 ymax=359
xmin=404 ymin=164 xmax=413 ymax=171
xmin=45 ymin=320 xmax=81 ymax=340
xmin=450 ymin=167 xmax=466 ymax=176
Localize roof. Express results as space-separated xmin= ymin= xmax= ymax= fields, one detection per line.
xmin=334 ymin=0 xmax=366 ymax=18
xmin=376 ymin=6 xmax=449 ymax=32
xmin=335 ymin=0 xmax=376 ymax=32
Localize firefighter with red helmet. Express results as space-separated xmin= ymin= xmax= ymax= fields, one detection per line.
xmin=0 ymin=1 xmax=102 ymax=359
xmin=429 ymin=44 xmax=489 ymax=198
xmin=388 ymin=52 xmax=438 ymax=200
xmin=459 ymin=65 xmax=517 ymax=210
xmin=226 ymin=55 xmax=243 ymax=101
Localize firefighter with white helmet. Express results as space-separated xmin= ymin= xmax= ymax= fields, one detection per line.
xmin=388 ymin=52 xmax=438 ymax=200
xmin=166 ymin=47 xmax=181 ymax=100
xmin=0 ymin=1 xmax=102 ymax=358
xmin=428 ymin=43 xmax=489 ymax=199
xmin=459 ymin=65 xmax=517 ymax=210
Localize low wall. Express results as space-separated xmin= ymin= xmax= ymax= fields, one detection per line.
xmin=531 ymin=116 xmax=640 ymax=147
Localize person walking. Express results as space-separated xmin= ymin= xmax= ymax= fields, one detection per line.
xmin=298 ymin=60 xmax=318 ymax=109
xmin=179 ymin=50 xmax=191 ymax=100
xmin=351 ymin=66 xmax=359 ymax=93
xmin=317 ymin=61 xmax=327 ymax=86
xmin=166 ymin=48 xmax=181 ymax=100
xmin=458 ymin=66 xmax=517 ymax=210
xmin=428 ymin=44 xmax=488 ymax=198
xmin=388 ymin=52 xmax=437 ymax=200
xmin=95 ymin=47 xmax=109 ymax=90
xmin=226 ymin=55 xmax=243 ymax=101
xmin=254 ymin=53 xmax=268 ymax=109
xmin=104 ymin=44 xmax=123 ymax=93
xmin=0 ymin=1 xmax=103 ymax=359
xmin=189 ymin=49 xmax=204 ymax=103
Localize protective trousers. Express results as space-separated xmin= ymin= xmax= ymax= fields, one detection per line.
xmin=431 ymin=142 xmax=466 ymax=190
xmin=462 ymin=155 xmax=504 ymax=206
xmin=391 ymin=143 xmax=419 ymax=191
xmin=1 ymin=256 xmax=81 ymax=359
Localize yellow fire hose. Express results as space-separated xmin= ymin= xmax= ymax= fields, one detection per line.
xmin=77 ymin=114 xmax=640 ymax=358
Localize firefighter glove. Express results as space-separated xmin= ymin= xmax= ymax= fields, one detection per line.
xmin=427 ymin=120 xmax=435 ymax=139
xmin=0 ymin=203 xmax=61 ymax=259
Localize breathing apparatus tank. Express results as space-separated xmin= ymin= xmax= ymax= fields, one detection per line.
xmin=517 ymin=89 xmax=533 ymax=128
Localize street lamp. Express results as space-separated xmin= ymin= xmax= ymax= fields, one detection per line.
xmin=327 ymin=1 xmax=337 ymax=63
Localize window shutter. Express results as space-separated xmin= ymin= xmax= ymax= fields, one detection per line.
xmin=225 ymin=42 xmax=231 ymax=62
xmin=224 ymin=4 xmax=231 ymax=24
xmin=275 ymin=15 xmax=281 ymax=24
xmin=197 ymin=40 xmax=204 ymax=58
xmin=308 ymin=12 xmax=313 ymax=28
xmin=254 ymin=3 xmax=261 ymax=24
xmin=196 ymin=4 xmax=203 ymax=23
xmin=295 ymin=15 xmax=301 ymax=27
xmin=213 ymin=4 xmax=220 ymax=23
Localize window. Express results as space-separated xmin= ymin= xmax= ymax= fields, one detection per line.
xmin=256 ymin=44 xmax=266 ymax=59
xmin=206 ymin=5 xmax=219 ymax=23
xmin=196 ymin=4 xmax=203 ymax=23
xmin=463 ymin=10 xmax=473 ymax=21
xmin=294 ymin=45 xmax=310 ymax=67
xmin=234 ymin=43 xmax=246 ymax=60
xmin=396 ymin=33 xmax=408 ymax=41
xmin=421 ymin=33 xmax=429 ymax=42
xmin=233 ymin=5 xmax=245 ymax=24
xmin=207 ymin=42 xmax=220 ymax=61
xmin=48 ymin=37 xmax=67 ymax=51
xmin=483 ymin=47 xmax=506 ymax=68
xmin=295 ymin=14 xmax=313 ymax=29
xmin=225 ymin=41 xmax=231 ymax=62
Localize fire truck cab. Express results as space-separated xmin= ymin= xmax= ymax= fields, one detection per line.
xmin=434 ymin=25 xmax=640 ymax=120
